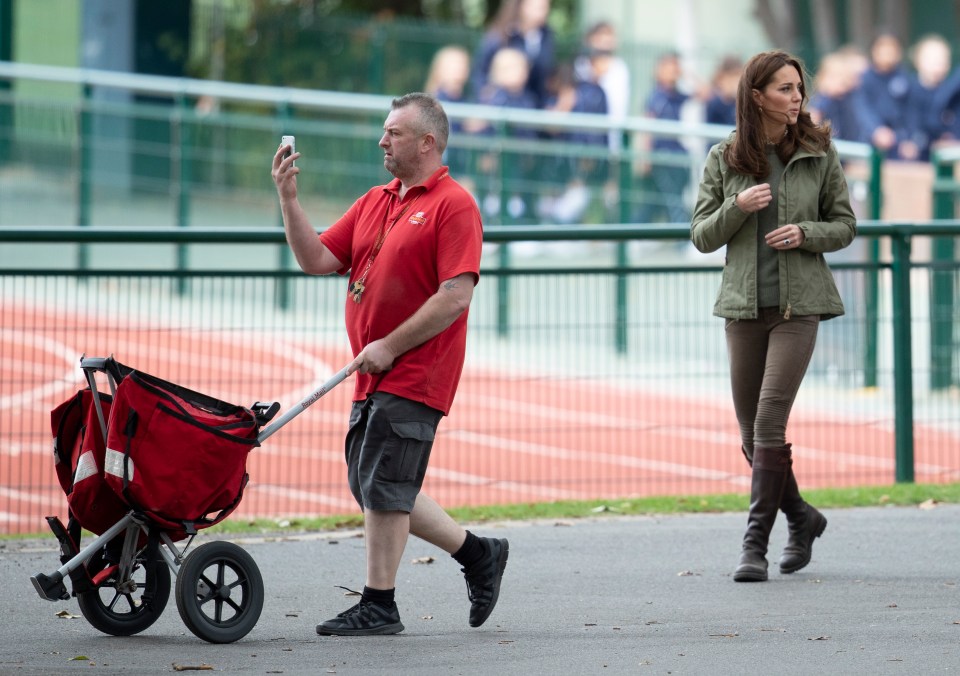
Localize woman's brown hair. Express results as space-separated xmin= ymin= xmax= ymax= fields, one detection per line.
xmin=724 ymin=50 xmax=832 ymax=179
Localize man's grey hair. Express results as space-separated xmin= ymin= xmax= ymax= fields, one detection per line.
xmin=392 ymin=92 xmax=449 ymax=155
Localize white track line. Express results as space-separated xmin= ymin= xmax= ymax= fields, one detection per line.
xmin=465 ymin=394 xmax=953 ymax=475
xmin=250 ymin=485 xmax=357 ymax=511
xmin=427 ymin=467 xmax=585 ymax=500
xmin=253 ymin=445 xmax=582 ymax=500
xmin=449 ymin=430 xmax=751 ymax=487
xmin=0 ymin=330 xmax=79 ymax=410
xmin=0 ymin=486 xmax=60 ymax=505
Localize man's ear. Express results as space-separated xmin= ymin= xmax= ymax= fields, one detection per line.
xmin=421 ymin=132 xmax=437 ymax=153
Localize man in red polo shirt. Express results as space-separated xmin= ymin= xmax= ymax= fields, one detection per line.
xmin=272 ymin=92 xmax=507 ymax=636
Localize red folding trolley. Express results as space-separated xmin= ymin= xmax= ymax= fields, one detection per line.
xmin=31 ymin=355 xmax=348 ymax=643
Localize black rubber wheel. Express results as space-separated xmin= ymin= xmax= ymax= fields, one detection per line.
xmin=76 ymin=550 xmax=171 ymax=636
xmin=175 ymin=541 xmax=264 ymax=643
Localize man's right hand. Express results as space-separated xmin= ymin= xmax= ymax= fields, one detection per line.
xmin=272 ymin=143 xmax=300 ymax=201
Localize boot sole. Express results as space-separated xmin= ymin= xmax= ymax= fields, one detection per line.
xmin=779 ymin=513 xmax=828 ymax=574
xmin=316 ymin=620 xmax=405 ymax=636
xmin=733 ymin=568 xmax=768 ymax=582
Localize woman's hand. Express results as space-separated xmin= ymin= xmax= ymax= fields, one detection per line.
xmin=734 ymin=183 xmax=773 ymax=213
xmin=765 ymin=224 xmax=805 ymax=250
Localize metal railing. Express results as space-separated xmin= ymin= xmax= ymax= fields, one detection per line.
xmin=0 ymin=61 xmax=882 ymax=232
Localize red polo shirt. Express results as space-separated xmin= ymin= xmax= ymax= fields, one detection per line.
xmin=320 ymin=166 xmax=483 ymax=414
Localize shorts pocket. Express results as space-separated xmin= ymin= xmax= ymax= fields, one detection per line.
xmin=381 ymin=420 xmax=435 ymax=483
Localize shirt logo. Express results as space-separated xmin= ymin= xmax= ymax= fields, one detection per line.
xmin=409 ymin=211 xmax=427 ymax=226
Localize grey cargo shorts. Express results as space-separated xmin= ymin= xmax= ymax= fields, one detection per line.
xmin=345 ymin=392 xmax=443 ymax=512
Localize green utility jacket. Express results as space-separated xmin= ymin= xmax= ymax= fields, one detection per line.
xmin=690 ymin=134 xmax=857 ymax=320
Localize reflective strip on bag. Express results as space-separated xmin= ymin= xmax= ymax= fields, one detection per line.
xmin=104 ymin=448 xmax=134 ymax=481
xmin=73 ymin=450 xmax=98 ymax=484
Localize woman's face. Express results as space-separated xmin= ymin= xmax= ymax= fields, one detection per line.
xmin=753 ymin=64 xmax=803 ymax=127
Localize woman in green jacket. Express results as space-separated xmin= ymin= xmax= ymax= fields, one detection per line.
xmin=691 ymin=50 xmax=856 ymax=582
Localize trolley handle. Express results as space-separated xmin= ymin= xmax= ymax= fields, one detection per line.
xmin=78 ymin=355 xmax=131 ymax=439
xmin=256 ymin=365 xmax=352 ymax=445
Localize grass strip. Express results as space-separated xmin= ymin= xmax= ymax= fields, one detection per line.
xmin=204 ymin=481 xmax=960 ymax=536
xmin=4 ymin=482 xmax=956 ymax=541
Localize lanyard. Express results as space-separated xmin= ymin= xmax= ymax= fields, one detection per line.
xmin=350 ymin=193 xmax=420 ymax=303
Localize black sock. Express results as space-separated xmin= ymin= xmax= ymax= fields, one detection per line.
xmin=361 ymin=585 xmax=395 ymax=608
xmin=452 ymin=530 xmax=485 ymax=569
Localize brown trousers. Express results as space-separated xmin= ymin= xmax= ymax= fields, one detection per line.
xmin=725 ymin=309 xmax=820 ymax=454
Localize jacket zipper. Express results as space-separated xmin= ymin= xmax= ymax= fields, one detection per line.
xmin=783 ymin=252 xmax=792 ymax=319
xmin=781 ymin=162 xmax=792 ymax=320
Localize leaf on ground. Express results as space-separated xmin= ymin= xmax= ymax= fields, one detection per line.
xmin=172 ymin=664 xmax=214 ymax=671
xmin=708 ymin=632 xmax=739 ymax=638
xmin=591 ymin=505 xmax=619 ymax=513
xmin=498 ymin=640 xmax=515 ymax=644
xmin=55 ymin=610 xmax=81 ymax=619
xmin=677 ymin=570 xmax=700 ymax=577
xmin=918 ymin=499 xmax=938 ymax=510
xmin=421 ymin=615 xmax=433 ymax=620
xmin=69 ymin=656 xmax=89 ymax=661
xmin=888 ymin=603 xmax=898 ymax=608
xmin=808 ymin=636 xmax=830 ymax=641
xmin=410 ymin=556 xmax=435 ymax=564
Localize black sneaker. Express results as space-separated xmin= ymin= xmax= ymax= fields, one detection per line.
xmin=463 ymin=537 xmax=509 ymax=627
xmin=316 ymin=600 xmax=404 ymax=636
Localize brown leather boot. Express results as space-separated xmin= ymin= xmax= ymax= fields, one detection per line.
xmin=733 ymin=445 xmax=791 ymax=582
xmin=779 ymin=456 xmax=827 ymax=574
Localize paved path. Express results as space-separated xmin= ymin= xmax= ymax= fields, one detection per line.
xmin=2 ymin=504 xmax=958 ymax=675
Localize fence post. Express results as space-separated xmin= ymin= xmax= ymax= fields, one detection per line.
xmin=174 ymin=94 xmax=191 ymax=295
xmin=930 ymin=155 xmax=956 ymax=389
xmin=616 ymin=141 xmax=632 ymax=354
xmin=77 ymin=84 xmax=92 ymax=270
xmin=495 ymin=118 xmax=510 ymax=337
xmin=275 ymin=101 xmax=293 ymax=310
xmin=497 ymin=244 xmax=510 ymax=338
xmin=862 ymin=148 xmax=883 ymax=387
xmin=614 ymin=241 xmax=627 ymax=353
xmin=890 ymin=228 xmax=915 ymax=483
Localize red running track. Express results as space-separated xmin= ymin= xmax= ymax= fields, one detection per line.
xmin=2 ymin=303 xmax=958 ymax=535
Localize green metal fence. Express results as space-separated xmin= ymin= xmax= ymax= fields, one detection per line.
xmin=1 ymin=223 xmax=958 ymax=535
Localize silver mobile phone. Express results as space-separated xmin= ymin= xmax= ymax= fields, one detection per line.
xmin=281 ymin=135 xmax=296 ymax=165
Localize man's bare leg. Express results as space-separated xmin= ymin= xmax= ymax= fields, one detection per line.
xmin=409 ymin=493 xmax=466 ymax=553
xmin=364 ymin=509 xmax=410 ymax=589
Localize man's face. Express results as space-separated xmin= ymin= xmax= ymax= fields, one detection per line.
xmin=379 ymin=105 xmax=423 ymax=179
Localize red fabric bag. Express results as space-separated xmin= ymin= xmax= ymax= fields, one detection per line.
xmin=103 ymin=370 xmax=260 ymax=535
xmin=50 ymin=389 xmax=130 ymax=536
